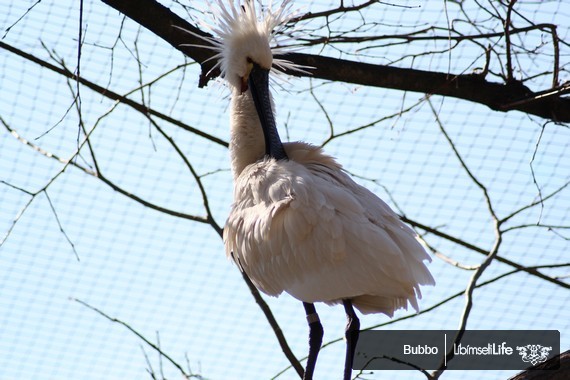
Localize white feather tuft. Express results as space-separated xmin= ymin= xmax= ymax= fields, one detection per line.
xmin=177 ymin=0 xmax=309 ymax=88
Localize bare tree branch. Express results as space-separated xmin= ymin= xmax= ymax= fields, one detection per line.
xmin=150 ymin=118 xmax=223 ymax=236
xmin=500 ymin=180 xmax=570 ymax=225
xmin=402 ymin=217 xmax=570 ymax=290
xmin=0 ymin=41 xmax=228 ymax=148
xmin=2 ymin=0 xmax=42 ymax=39
xmin=44 ymin=191 xmax=80 ymax=261
xmin=141 ymin=345 xmax=159 ymax=380
xmin=1 ymin=116 xmax=213 ymax=225
xmin=73 ymin=298 xmax=204 ymax=379
xmin=99 ymin=0 xmax=570 ymax=122
xmin=428 ymin=98 xmax=503 ymax=377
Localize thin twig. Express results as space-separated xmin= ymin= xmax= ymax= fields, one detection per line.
xmin=156 ymin=331 xmax=166 ymax=380
xmin=44 ymin=191 xmax=80 ymax=261
xmin=2 ymin=0 xmax=43 ymax=39
xmin=500 ymin=180 xmax=570 ymax=225
xmin=424 ymin=241 xmax=480 ymax=271
xmin=0 ymin=194 xmax=35 ymax=249
xmin=0 ymin=116 xmax=98 ymax=259
xmin=403 ymin=216 xmax=569 ymax=289
xmin=141 ymin=345 xmax=158 ymax=380
xmin=321 ymin=97 xmax=425 ymax=147
xmin=240 ymin=267 xmax=305 ymax=378
xmin=76 ymin=0 xmax=84 ymax=146
xmin=529 ymin=122 xmax=548 ymax=223
xmin=428 ymin=98 xmax=502 ymax=378
xmin=344 ymin=160 xmax=568 ymax=288
xmin=73 ymin=298 xmax=201 ymax=379
xmin=504 ymin=0 xmax=518 ymax=83
xmin=428 ymin=99 xmax=498 ymax=221
xmin=150 ymin=118 xmax=224 ymax=236
xmin=309 ymin=80 xmax=334 ymax=143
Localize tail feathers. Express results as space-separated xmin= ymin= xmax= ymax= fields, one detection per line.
xmin=351 ymin=294 xmax=412 ymax=316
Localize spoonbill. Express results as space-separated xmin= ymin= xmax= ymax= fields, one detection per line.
xmin=184 ymin=1 xmax=435 ymax=378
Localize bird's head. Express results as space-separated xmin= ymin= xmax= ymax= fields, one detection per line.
xmin=179 ymin=1 xmax=302 ymax=162
xmin=188 ymin=0 xmax=298 ymax=92
xmin=203 ymin=1 xmax=298 ymax=161
xmin=217 ymin=3 xmax=274 ymax=92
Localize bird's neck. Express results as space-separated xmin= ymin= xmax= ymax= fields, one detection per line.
xmin=229 ymin=88 xmax=267 ymax=178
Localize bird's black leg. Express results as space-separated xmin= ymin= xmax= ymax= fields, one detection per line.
xmin=302 ymin=302 xmax=323 ymax=380
xmin=342 ymin=299 xmax=360 ymax=380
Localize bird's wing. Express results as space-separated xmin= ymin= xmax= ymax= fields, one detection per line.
xmin=328 ymin=165 xmax=436 ymax=288
xmin=224 ymin=144 xmax=434 ymax=311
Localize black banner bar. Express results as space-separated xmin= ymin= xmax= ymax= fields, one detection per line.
xmin=354 ymin=330 xmax=560 ymax=370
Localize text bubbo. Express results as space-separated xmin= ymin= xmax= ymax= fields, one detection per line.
xmin=403 ymin=344 xmax=439 ymax=355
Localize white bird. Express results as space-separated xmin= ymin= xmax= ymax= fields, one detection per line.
xmin=185 ymin=1 xmax=435 ymax=378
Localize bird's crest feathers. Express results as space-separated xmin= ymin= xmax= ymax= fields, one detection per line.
xmin=179 ymin=0 xmax=307 ymax=88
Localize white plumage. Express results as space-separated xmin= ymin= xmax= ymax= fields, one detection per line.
xmin=226 ymin=141 xmax=434 ymax=315
xmin=187 ymin=1 xmax=434 ymax=377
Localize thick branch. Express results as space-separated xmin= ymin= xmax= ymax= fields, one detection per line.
xmin=100 ymin=0 xmax=220 ymax=87
xmin=509 ymin=350 xmax=569 ymax=380
xmin=281 ymin=53 xmax=570 ymax=122
xmin=101 ymin=0 xmax=570 ymax=122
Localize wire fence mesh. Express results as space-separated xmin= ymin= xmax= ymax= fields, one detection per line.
xmin=1 ymin=1 xmax=569 ymax=379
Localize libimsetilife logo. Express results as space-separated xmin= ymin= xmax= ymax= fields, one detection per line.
xmin=354 ymin=330 xmax=560 ymax=371
xmin=517 ymin=344 xmax=552 ymax=366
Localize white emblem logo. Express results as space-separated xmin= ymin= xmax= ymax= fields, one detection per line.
xmin=516 ymin=344 xmax=552 ymax=365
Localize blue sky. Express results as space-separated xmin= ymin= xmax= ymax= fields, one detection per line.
xmin=1 ymin=1 xmax=569 ymax=379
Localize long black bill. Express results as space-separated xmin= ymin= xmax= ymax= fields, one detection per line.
xmin=248 ymin=63 xmax=288 ymax=160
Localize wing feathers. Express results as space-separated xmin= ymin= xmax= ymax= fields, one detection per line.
xmin=224 ymin=142 xmax=434 ymax=315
